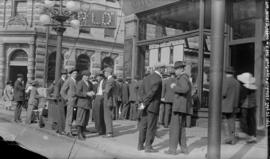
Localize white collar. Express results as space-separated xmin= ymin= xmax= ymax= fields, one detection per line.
xmin=108 ymin=75 xmax=112 ymax=79
xmin=154 ymin=71 xmax=162 ymax=78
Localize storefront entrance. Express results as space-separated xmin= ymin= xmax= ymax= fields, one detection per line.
xmin=9 ymin=49 xmax=28 ymax=83
xmin=230 ymin=43 xmax=254 ymax=75
xmin=9 ymin=66 xmax=27 ymax=83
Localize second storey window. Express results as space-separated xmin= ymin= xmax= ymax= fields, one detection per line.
xmin=104 ymin=28 xmax=115 ymax=38
xmin=12 ymin=0 xmax=27 ymax=17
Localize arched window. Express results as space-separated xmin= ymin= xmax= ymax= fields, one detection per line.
xmin=10 ymin=49 xmax=28 ymax=65
xmin=76 ymin=54 xmax=90 ymax=72
xmin=101 ymin=57 xmax=114 ymax=70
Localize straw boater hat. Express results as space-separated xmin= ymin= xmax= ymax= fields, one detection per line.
xmin=237 ymin=72 xmax=256 ymax=84
xmin=174 ymin=61 xmax=186 ymax=69
xmin=243 ymin=83 xmax=257 ymax=90
xmin=68 ymin=67 xmax=78 ymax=74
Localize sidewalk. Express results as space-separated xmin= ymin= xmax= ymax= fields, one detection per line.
xmin=0 ymin=107 xmax=268 ymax=159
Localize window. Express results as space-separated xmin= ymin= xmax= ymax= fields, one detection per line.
xmin=104 ymin=28 xmax=115 ymax=38
xmin=158 ymin=47 xmax=161 ymax=62
xmin=13 ymin=0 xmax=27 ymax=17
xmin=169 ymin=46 xmax=174 ymax=64
xmin=106 ymin=0 xmax=116 ymax=2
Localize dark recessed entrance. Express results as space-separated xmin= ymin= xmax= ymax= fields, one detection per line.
xmin=230 ymin=43 xmax=254 ymax=75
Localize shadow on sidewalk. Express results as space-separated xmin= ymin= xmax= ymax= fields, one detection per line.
xmin=188 ymin=137 xmax=208 ymax=152
xmin=153 ymin=136 xmax=195 ymax=151
xmin=229 ymin=129 xmax=266 ymax=159
xmin=113 ymin=125 xmax=138 ymax=137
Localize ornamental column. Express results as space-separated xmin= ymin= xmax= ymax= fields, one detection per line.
xmin=27 ymin=42 xmax=35 ymax=82
xmin=0 ymin=43 xmax=5 ymax=96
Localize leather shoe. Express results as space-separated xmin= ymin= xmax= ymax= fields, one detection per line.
xmin=180 ymin=148 xmax=188 ymax=155
xmin=145 ymin=147 xmax=158 ymax=153
xmin=164 ymin=150 xmax=177 ymax=155
xmin=137 ymin=145 xmax=144 ymax=151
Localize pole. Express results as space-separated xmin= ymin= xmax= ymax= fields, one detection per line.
xmin=207 ymin=0 xmax=225 ymax=159
xmin=54 ymin=25 xmax=66 ymax=82
xmin=198 ymin=0 xmax=205 ymax=107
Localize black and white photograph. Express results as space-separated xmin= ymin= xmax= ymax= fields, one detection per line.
xmin=0 ymin=0 xmax=269 ymax=159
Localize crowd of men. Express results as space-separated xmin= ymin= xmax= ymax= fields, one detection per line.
xmin=6 ymin=60 xmax=258 ymax=155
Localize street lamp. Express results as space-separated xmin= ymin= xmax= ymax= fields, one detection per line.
xmin=40 ymin=0 xmax=80 ymax=82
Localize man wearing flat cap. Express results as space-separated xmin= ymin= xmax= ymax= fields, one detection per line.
xmin=60 ymin=68 xmax=78 ymax=137
xmin=75 ymin=70 xmax=95 ymax=140
xmin=165 ymin=61 xmax=191 ymax=155
xmin=93 ymin=71 xmax=107 ymax=135
xmin=13 ymin=74 xmax=25 ymax=123
xmin=221 ymin=67 xmax=240 ymax=145
xmin=54 ymin=69 xmax=68 ymax=135
xmin=137 ymin=65 xmax=162 ymax=152
xmin=103 ymin=67 xmax=116 ymax=137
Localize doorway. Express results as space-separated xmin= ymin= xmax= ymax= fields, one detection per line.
xmin=230 ymin=43 xmax=254 ymax=75
xmin=9 ymin=66 xmax=28 ymax=83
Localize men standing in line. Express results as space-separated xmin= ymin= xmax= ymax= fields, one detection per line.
xmin=93 ymin=72 xmax=106 ymax=135
xmin=103 ymin=67 xmax=115 ymax=137
xmin=13 ymin=74 xmax=25 ymax=123
xmin=60 ymin=68 xmax=78 ymax=137
xmin=161 ymin=72 xmax=176 ymax=128
xmin=165 ymin=61 xmax=192 ymax=155
xmin=119 ymin=78 xmax=130 ymax=120
xmin=54 ymin=70 xmax=67 ymax=135
xmin=75 ymin=70 xmax=95 ymax=140
xmin=137 ymin=66 xmax=162 ymax=153
xmin=221 ymin=67 xmax=240 ymax=145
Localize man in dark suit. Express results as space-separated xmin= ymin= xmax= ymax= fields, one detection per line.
xmin=60 ymin=68 xmax=78 ymax=137
xmin=54 ymin=70 xmax=67 ymax=135
xmin=13 ymin=74 xmax=25 ymax=123
xmin=222 ymin=67 xmax=240 ymax=145
xmin=161 ymin=72 xmax=176 ymax=128
xmin=165 ymin=61 xmax=192 ymax=155
xmin=129 ymin=77 xmax=140 ymax=120
xmin=76 ymin=70 xmax=95 ymax=140
xmin=120 ymin=78 xmax=130 ymax=120
xmin=103 ymin=67 xmax=115 ymax=137
xmin=93 ymin=72 xmax=107 ymax=135
xmin=137 ymin=67 xmax=162 ymax=153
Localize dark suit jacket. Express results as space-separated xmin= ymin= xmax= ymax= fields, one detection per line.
xmin=172 ymin=73 xmax=192 ymax=114
xmin=76 ymin=80 xmax=94 ymax=110
xmin=140 ymin=72 xmax=162 ymax=114
xmin=53 ymin=78 xmax=65 ymax=101
xmin=104 ymin=76 xmax=115 ymax=107
xmin=60 ymin=77 xmax=77 ymax=106
xmin=13 ymin=80 xmax=25 ymax=102
xmin=162 ymin=77 xmax=176 ymax=103
xmin=129 ymin=81 xmax=139 ymax=102
xmin=222 ymin=76 xmax=240 ymax=113
xmin=121 ymin=82 xmax=129 ymax=104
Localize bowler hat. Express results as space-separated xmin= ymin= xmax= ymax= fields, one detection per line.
xmin=81 ymin=70 xmax=91 ymax=76
xmin=17 ymin=74 xmax=24 ymax=78
xmin=174 ymin=61 xmax=186 ymax=69
xmin=68 ymin=67 xmax=78 ymax=74
xmin=103 ymin=67 xmax=113 ymax=74
xmin=225 ymin=67 xmax=235 ymax=74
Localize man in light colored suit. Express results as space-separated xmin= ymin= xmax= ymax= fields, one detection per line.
xmin=76 ymin=70 xmax=95 ymax=140
xmin=60 ymin=68 xmax=78 ymax=137
xmin=103 ymin=67 xmax=115 ymax=137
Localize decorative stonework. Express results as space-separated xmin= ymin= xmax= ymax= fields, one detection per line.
xmin=6 ymin=15 xmax=28 ymax=27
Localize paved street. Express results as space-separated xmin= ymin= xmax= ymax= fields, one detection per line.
xmin=0 ymin=107 xmax=268 ymax=159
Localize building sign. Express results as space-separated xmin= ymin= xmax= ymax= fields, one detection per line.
xmin=79 ymin=10 xmax=117 ymax=28
xmin=122 ymin=0 xmax=179 ymax=15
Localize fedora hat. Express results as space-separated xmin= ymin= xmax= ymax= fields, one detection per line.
xmin=68 ymin=67 xmax=78 ymax=74
xmin=225 ymin=67 xmax=235 ymax=74
xmin=81 ymin=70 xmax=91 ymax=76
xmin=237 ymin=72 xmax=256 ymax=84
xmin=243 ymin=83 xmax=257 ymax=90
xmin=174 ymin=61 xmax=186 ymax=69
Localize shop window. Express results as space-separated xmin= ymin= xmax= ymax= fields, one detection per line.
xmin=13 ymin=0 xmax=27 ymax=17
xmin=106 ymin=0 xmax=116 ymax=2
xmin=231 ymin=0 xmax=256 ymax=39
xmin=169 ymin=46 xmax=174 ymax=64
xmin=158 ymin=47 xmax=161 ymax=62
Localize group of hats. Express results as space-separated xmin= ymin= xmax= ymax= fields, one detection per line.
xmin=237 ymin=72 xmax=257 ymax=90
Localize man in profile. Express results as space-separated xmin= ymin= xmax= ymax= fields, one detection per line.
xmin=13 ymin=74 xmax=25 ymax=123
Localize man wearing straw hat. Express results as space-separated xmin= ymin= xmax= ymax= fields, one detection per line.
xmin=237 ymin=72 xmax=257 ymax=143
xmin=221 ymin=67 xmax=240 ymax=145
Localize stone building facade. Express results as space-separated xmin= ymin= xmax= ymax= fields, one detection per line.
xmin=0 ymin=0 xmax=124 ymax=95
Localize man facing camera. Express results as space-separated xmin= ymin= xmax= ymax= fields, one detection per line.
xmin=13 ymin=74 xmax=25 ymax=123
